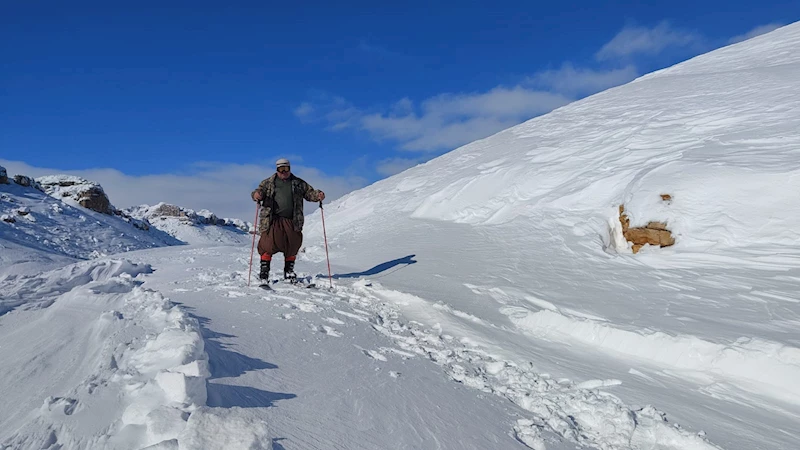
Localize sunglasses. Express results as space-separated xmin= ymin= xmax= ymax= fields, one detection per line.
xmin=277 ymin=166 xmax=290 ymax=173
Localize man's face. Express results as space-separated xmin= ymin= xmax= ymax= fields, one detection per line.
xmin=277 ymin=165 xmax=291 ymax=180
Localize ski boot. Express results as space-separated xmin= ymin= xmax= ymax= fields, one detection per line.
xmin=259 ymin=260 xmax=270 ymax=281
xmin=284 ymin=260 xmax=297 ymax=283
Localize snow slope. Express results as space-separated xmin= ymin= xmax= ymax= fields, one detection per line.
xmin=294 ymin=22 xmax=800 ymax=450
xmin=0 ymin=177 xmax=180 ymax=277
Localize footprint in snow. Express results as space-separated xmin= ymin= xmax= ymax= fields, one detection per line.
xmin=324 ymin=317 xmax=345 ymax=325
xmin=362 ymin=349 xmax=387 ymax=361
xmin=293 ymin=302 xmax=321 ymax=313
xmin=334 ymin=309 xmax=369 ymax=322
xmin=319 ymin=325 xmax=343 ymax=337
xmin=43 ymin=397 xmax=78 ymax=415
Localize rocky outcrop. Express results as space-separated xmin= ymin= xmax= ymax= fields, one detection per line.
xmin=13 ymin=175 xmax=34 ymax=187
xmin=126 ymin=203 xmax=248 ymax=231
xmin=30 ymin=174 xmax=154 ymax=231
xmin=619 ymin=200 xmax=675 ymax=254
xmin=37 ymin=175 xmax=113 ymax=215
xmin=78 ymin=187 xmax=112 ymax=214
xmin=149 ymin=203 xmax=189 ymax=220
xmin=0 ymin=166 xmax=8 ymax=184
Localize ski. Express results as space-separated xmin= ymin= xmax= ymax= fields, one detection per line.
xmin=286 ymin=277 xmax=317 ymax=289
xmin=253 ymin=275 xmax=317 ymax=290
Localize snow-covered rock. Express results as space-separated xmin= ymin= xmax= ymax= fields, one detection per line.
xmin=36 ymin=175 xmax=154 ymax=231
xmin=128 ymin=202 xmax=248 ymax=231
xmin=38 ymin=175 xmax=113 ymax=215
xmin=125 ymin=203 xmax=250 ymax=245
xmin=0 ymin=180 xmax=181 ymax=270
xmin=0 ymin=165 xmax=8 ymax=184
xmin=12 ymin=174 xmax=38 ymax=189
xmin=619 ymin=204 xmax=675 ymax=253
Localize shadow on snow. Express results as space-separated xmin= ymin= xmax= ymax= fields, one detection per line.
xmin=185 ymin=307 xmax=297 ymax=409
xmin=330 ymin=254 xmax=417 ymax=280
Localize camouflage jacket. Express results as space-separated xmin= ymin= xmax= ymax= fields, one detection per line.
xmin=251 ymin=174 xmax=322 ymax=234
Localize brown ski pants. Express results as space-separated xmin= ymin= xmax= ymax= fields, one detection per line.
xmin=258 ymin=217 xmax=303 ymax=261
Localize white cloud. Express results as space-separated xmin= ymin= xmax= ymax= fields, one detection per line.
xmin=422 ymin=87 xmax=569 ymax=119
xmin=301 ymin=86 xmax=571 ymax=152
xmin=295 ymin=29 xmax=676 ymax=161
xmin=362 ymin=114 xmax=520 ymax=151
xmin=0 ymin=159 xmax=367 ymax=223
xmin=728 ymin=23 xmax=784 ymax=44
xmin=294 ymin=102 xmax=315 ymax=120
xmin=596 ymin=22 xmax=702 ymax=61
xmin=391 ymin=98 xmax=414 ymax=115
xmin=528 ymin=64 xmax=639 ymax=96
xmin=375 ymin=157 xmax=426 ymax=176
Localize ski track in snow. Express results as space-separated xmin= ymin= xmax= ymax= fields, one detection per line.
xmin=141 ymin=247 xmax=722 ymax=450
xmin=349 ymin=281 xmax=721 ymax=450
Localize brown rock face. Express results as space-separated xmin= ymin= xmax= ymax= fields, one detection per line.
xmin=150 ymin=203 xmax=187 ymax=218
xmin=624 ymin=226 xmax=675 ymax=246
xmin=646 ymin=221 xmax=668 ymax=231
xmin=78 ymin=187 xmax=113 ymax=215
xmin=619 ymin=205 xmax=630 ymax=232
xmin=619 ymin=202 xmax=675 ymax=254
xmin=13 ymin=175 xmax=33 ymax=187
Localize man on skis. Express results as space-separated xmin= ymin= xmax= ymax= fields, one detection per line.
xmin=251 ymin=158 xmax=325 ymax=281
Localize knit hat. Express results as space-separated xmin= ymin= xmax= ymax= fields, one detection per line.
xmin=276 ymin=158 xmax=290 ymax=168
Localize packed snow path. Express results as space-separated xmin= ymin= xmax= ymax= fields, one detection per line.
xmin=1 ymin=243 xmax=734 ymax=449
xmin=138 ymin=247 xmax=547 ymax=450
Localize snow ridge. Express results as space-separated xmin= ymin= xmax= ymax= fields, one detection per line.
xmin=0 ymin=259 xmax=267 ymax=450
xmin=505 ymin=307 xmax=800 ymax=405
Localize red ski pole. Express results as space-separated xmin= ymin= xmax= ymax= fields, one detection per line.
xmin=319 ymin=201 xmax=333 ymax=289
xmin=247 ymin=203 xmax=260 ymax=287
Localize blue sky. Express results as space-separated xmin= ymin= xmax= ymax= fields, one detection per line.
xmin=1 ymin=1 xmax=797 ymax=220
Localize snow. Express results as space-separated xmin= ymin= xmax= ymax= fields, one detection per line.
xmin=295 ymin=22 xmax=800 ymax=449
xmin=0 ymin=260 xmax=209 ymax=449
xmin=125 ymin=203 xmax=250 ymax=245
xmin=177 ymin=408 xmax=272 ymax=450
xmin=2 ymin=22 xmax=800 ymax=450
xmin=0 ymin=181 xmax=180 ymax=273
xmin=37 ymin=174 xmax=105 ymax=204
